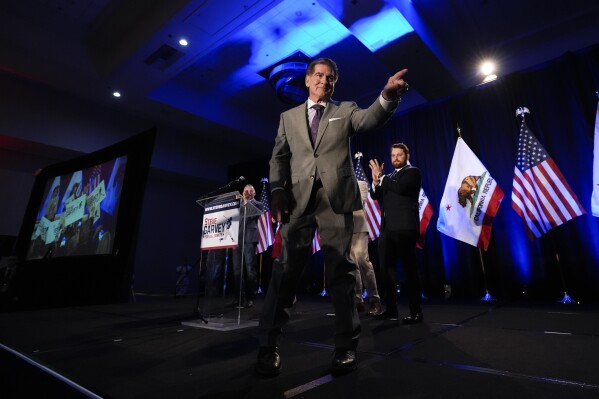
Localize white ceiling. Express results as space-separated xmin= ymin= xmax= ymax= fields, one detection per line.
xmin=2 ymin=0 xmax=599 ymax=158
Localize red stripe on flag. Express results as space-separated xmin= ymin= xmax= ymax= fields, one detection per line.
xmin=271 ymin=223 xmax=282 ymax=259
xmin=256 ymin=211 xmax=274 ymax=254
xmin=512 ymin=154 xmax=585 ymax=239
xmin=364 ymin=196 xmax=381 ymax=241
xmin=416 ymin=202 xmax=433 ymax=249
xmin=542 ymin=159 xmax=585 ymax=218
xmin=523 ymin=169 xmax=556 ymax=231
xmin=312 ymin=230 xmax=321 ymax=254
xmin=477 ymin=185 xmax=504 ymax=250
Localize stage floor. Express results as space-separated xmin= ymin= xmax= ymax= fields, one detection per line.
xmin=1 ymin=294 xmax=599 ymax=398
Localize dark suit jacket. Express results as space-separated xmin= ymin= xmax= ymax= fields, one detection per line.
xmin=371 ymin=165 xmax=421 ymax=232
xmin=238 ymin=199 xmax=265 ymax=243
xmin=269 ymin=98 xmax=395 ymax=218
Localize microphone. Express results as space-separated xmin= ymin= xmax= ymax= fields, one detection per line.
xmin=196 ymin=176 xmax=246 ymax=201
xmin=227 ymin=176 xmax=245 ymax=186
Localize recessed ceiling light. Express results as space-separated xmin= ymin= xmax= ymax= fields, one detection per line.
xmin=480 ymin=61 xmax=495 ymax=76
xmin=179 ymin=38 xmax=188 ymax=46
xmin=112 ymin=91 xmax=121 ymax=98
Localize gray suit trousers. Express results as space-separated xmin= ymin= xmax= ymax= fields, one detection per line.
xmin=259 ymin=184 xmax=360 ymax=350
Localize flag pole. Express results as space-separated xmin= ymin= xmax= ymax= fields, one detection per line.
xmin=257 ymin=253 xmax=263 ymax=294
xmin=515 ymin=107 xmax=576 ymax=304
xmin=554 ymin=251 xmax=577 ymax=304
xmin=320 ymin=263 xmax=328 ymax=296
xmin=478 ymin=248 xmax=496 ymax=302
xmin=459 ymin=123 xmax=495 ymax=301
xmin=548 ymin=230 xmax=577 ymax=304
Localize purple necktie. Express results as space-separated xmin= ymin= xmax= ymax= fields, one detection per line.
xmin=310 ymin=104 xmax=324 ymax=146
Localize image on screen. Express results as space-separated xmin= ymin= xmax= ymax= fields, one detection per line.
xmin=26 ymin=155 xmax=128 ymax=260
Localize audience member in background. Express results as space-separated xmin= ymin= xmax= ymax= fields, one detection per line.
xmin=230 ymin=184 xmax=264 ymax=308
xmin=369 ymin=143 xmax=423 ymax=324
xmin=351 ymin=180 xmax=381 ymax=315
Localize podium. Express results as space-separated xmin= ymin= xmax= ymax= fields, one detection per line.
xmin=182 ymin=191 xmax=264 ymax=331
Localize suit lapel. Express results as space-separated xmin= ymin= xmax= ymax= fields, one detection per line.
xmin=293 ymin=103 xmax=313 ymax=150
xmin=314 ymin=101 xmax=338 ymax=150
xmin=389 ymin=165 xmax=410 ymax=180
xmin=393 ymin=166 xmax=410 ymax=180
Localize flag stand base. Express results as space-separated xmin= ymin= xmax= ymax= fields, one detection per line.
xmin=557 ymin=291 xmax=578 ymax=304
xmin=480 ymin=290 xmax=496 ymax=302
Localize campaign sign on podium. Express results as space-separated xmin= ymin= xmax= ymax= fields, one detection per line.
xmin=200 ymin=195 xmax=240 ymax=250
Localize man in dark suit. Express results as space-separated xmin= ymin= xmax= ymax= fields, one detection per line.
xmin=369 ymin=143 xmax=423 ymax=324
xmin=230 ymin=184 xmax=264 ymax=309
xmin=256 ymin=57 xmax=410 ymax=376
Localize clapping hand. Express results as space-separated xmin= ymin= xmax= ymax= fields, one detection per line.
xmin=369 ymin=159 xmax=384 ymax=185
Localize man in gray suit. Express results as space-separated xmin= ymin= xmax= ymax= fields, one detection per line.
xmin=257 ymin=57 xmax=410 ymax=376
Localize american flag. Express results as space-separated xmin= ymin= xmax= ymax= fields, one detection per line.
xmin=256 ymin=178 xmax=275 ymax=253
xmin=354 ymin=152 xmax=382 ymax=240
xmin=272 ymin=226 xmax=320 ymax=256
xmin=511 ymin=120 xmax=585 ymax=239
xmin=312 ymin=230 xmax=321 ymax=254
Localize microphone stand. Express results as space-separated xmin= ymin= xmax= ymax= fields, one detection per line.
xmin=197 ymin=178 xmax=244 ymax=201
xmin=191 ymin=250 xmax=208 ymax=324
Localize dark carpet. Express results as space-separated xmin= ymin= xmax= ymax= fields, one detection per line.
xmin=1 ymin=294 xmax=598 ymax=399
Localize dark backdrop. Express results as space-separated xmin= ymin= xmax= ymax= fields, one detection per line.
xmin=231 ymin=44 xmax=599 ymax=302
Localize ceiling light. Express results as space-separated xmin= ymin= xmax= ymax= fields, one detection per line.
xmin=480 ymin=61 xmax=495 ymax=76
xmin=179 ymin=38 xmax=188 ymax=47
xmin=112 ymin=91 xmax=121 ymax=98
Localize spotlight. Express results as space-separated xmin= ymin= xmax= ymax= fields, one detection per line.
xmin=480 ymin=61 xmax=495 ymax=76
xmin=479 ymin=60 xmax=498 ymax=84
xmin=178 ymin=38 xmax=188 ymax=47
xmin=269 ymin=61 xmax=308 ymax=105
xmin=259 ymin=51 xmax=310 ymax=105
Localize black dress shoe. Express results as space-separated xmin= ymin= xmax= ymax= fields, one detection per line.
xmin=331 ymin=349 xmax=357 ymax=375
xmin=402 ymin=312 xmax=424 ymax=325
xmin=256 ymin=347 xmax=281 ymax=376
xmin=371 ymin=310 xmax=399 ymax=321
xmin=367 ymin=302 xmax=382 ymax=316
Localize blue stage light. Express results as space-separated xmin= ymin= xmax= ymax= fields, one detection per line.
xmin=348 ymin=5 xmax=413 ymax=52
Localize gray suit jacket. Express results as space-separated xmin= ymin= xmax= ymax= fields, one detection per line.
xmin=270 ymin=98 xmax=395 ymax=218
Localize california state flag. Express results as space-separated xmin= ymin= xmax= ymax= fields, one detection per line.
xmin=437 ymin=138 xmax=504 ymax=250
xmin=417 ymin=188 xmax=433 ymax=249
